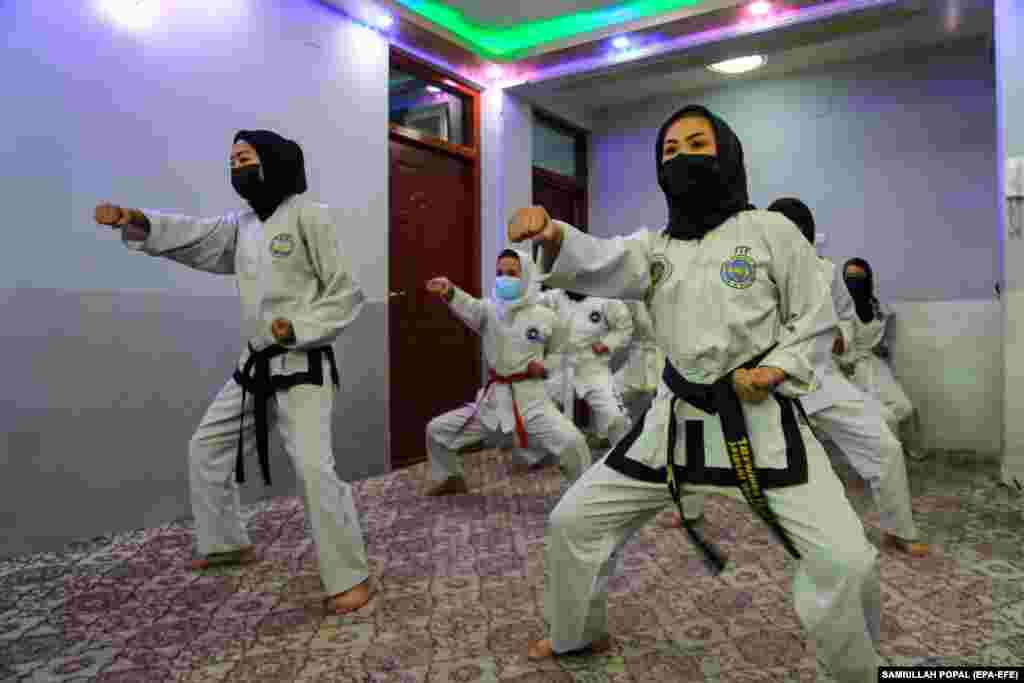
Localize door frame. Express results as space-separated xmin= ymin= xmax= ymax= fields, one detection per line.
xmin=388 ymin=46 xmax=482 ymax=471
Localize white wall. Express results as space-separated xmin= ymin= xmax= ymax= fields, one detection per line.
xmin=996 ymin=0 xmax=1024 ymax=486
xmin=481 ymin=89 xmax=534 ymax=290
xmin=3 ymin=0 xmax=388 ymax=297
xmin=587 ymin=38 xmax=1001 ymax=455
xmin=0 ymin=0 xmax=390 ymax=558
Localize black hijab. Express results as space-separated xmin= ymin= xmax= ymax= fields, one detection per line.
xmin=843 ymin=257 xmax=879 ymax=323
xmin=655 ymin=105 xmax=754 ymax=240
xmin=767 ymin=197 xmax=815 ymax=245
xmin=233 ymin=130 xmax=308 ymax=222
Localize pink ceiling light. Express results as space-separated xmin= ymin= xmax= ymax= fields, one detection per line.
xmin=748 ymin=1 xmax=773 ymax=15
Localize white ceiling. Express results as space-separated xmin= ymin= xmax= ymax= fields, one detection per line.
xmin=508 ymin=0 xmax=992 ymax=115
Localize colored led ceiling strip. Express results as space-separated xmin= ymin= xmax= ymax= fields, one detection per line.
xmin=394 ymin=0 xmax=704 ymax=59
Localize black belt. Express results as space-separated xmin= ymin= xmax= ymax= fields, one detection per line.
xmin=231 ymin=342 xmax=340 ymax=486
xmin=605 ymin=345 xmax=810 ymax=575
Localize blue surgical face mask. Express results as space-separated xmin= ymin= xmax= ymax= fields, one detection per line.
xmin=494 ymin=275 xmax=523 ymax=301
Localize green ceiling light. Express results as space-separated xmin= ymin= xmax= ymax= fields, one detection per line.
xmin=393 ymin=0 xmax=705 ymax=60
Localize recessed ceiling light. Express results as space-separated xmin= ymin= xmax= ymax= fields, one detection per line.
xmin=99 ymin=0 xmax=159 ymax=30
xmin=612 ymin=36 xmax=630 ymax=49
xmin=707 ymin=55 xmax=765 ymax=74
xmin=426 ymin=85 xmax=441 ymax=93
xmin=375 ymin=13 xmax=395 ymax=29
xmin=748 ymin=1 xmax=772 ymax=16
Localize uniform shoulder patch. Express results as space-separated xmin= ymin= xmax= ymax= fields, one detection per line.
xmin=720 ymin=246 xmax=757 ymax=289
xmin=269 ymin=233 xmax=296 ymax=258
xmin=589 ymin=310 xmax=603 ymax=324
xmin=649 ymin=254 xmax=673 ymax=291
xmin=525 ymin=326 xmax=542 ymax=342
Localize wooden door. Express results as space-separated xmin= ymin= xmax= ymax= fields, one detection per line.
xmin=533 ymin=167 xmax=587 ymax=232
xmin=389 ymin=139 xmax=481 ymax=470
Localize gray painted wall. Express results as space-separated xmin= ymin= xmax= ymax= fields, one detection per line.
xmin=587 ymin=38 xmax=1002 ymax=455
xmin=1 ymin=0 xmax=389 ymax=558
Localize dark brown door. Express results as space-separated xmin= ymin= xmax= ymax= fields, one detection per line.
xmin=389 ymin=139 xmax=481 ymax=470
xmin=533 ymin=167 xmax=587 ymax=232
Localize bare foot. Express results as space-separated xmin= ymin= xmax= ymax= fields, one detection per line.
xmin=527 ymin=636 xmax=612 ymax=660
xmin=326 ymin=578 xmax=373 ymax=615
xmin=188 ymin=545 xmax=258 ymax=571
xmin=882 ymin=533 xmax=930 ymax=558
xmin=527 ymin=639 xmax=555 ymax=660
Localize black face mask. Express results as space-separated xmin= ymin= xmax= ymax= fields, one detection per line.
xmin=654 ymin=106 xmax=753 ymax=241
xmin=660 ymin=153 xmax=725 ymax=204
xmin=844 ymin=276 xmax=875 ymax=322
xmin=231 ymin=165 xmax=263 ymax=201
xmin=232 ymin=130 xmax=308 ymax=222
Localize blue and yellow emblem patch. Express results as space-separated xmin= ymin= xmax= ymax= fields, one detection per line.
xmin=269 ymin=233 xmax=295 ymax=258
xmin=720 ymin=246 xmax=757 ymax=289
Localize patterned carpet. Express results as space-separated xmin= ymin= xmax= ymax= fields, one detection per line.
xmin=1 ymin=449 xmax=1022 ymax=682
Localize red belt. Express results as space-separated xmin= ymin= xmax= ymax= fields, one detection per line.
xmin=456 ymin=368 xmax=532 ymax=448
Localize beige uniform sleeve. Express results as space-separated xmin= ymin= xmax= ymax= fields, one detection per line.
xmin=759 ymin=215 xmax=838 ymax=397
xmin=123 ymin=210 xmax=239 ymax=275
xmin=285 ymin=203 xmax=365 ymax=351
xmin=535 ymin=222 xmax=654 ymax=301
xmin=446 ymin=287 xmax=488 ymax=335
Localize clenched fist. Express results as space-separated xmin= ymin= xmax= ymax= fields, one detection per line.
xmin=426 ymin=277 xmax=453 ymax=298
xmin=732 ymin=368 xmax=767 ymax=404
xmin=592 ymin=342 xmax=609 ymax=355
xmin=832 ymin=335 xmax=846 ymax=355
xmin=95 ymin=202 xmax=148 ymax=242
xmin=732 ymin=366 xmax=785 ymax=404
xmin=271 ymin=318 xmax=295 ymax=343
xmin=507 ymin=207 xmax=558 ymax=244
xmin=94 ymin=203 xmax=127 ymax=226
xmin=526 ymin=360 xmax=547 ymax=380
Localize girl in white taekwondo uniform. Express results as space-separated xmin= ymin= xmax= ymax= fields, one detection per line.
xmin=539 ymin=289 xmax=633 ymax=448
xmin=422 ymin=248 xmax=592 ymax=496
xmin=836 ymin=258 xmax=921 ymax=458
xmin=670 ymin=198 xmax=929 ymax=558
xmin=508 ymin=106 xmax=883 ymax=682
xmin=92 ymin=130 xmax=371 ymax=615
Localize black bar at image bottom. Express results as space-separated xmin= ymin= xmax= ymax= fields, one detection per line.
xmin=879 ymin=668 xmax=1024 ymax=681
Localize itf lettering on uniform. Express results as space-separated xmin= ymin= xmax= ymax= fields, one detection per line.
xmin=878 ymin=667 xmax=1024 ymax=680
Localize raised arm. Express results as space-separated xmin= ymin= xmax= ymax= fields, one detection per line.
xmin=96 ymin=203 xmax=240 ymax=275
xmin=507 ymin=207 xmax=653 ymax=301
xmin=279 ymin=203 xmax=366 ymax=351
xmin=427 ymin=277 xmax=487 ymax=335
